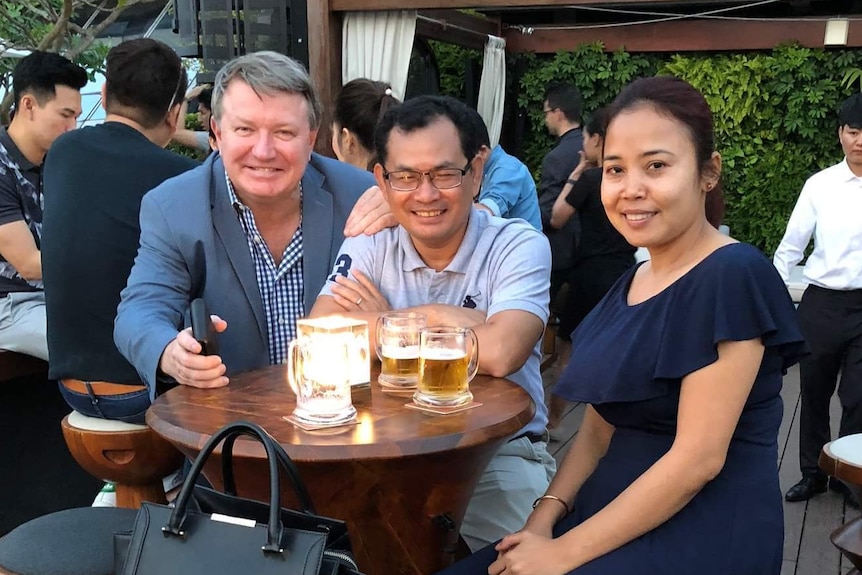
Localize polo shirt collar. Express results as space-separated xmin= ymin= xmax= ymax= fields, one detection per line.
xmin=399 ymin=207 xmax=481 ymax=273
xmin=0 ymin=125 xmax=37 ymax=172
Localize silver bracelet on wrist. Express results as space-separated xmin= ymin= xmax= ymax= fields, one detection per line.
xmin=532 ymin=494 xmax=570 ymax=516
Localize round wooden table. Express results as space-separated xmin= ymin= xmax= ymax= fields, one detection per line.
xmin=147 ymin=365 xmax=535 ymax=575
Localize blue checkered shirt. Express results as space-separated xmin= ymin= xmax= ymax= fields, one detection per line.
xmin=226 ymin=174 xmax=304 ymax=364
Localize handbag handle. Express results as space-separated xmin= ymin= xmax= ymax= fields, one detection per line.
xmin=220 ymin=429 xmax=317 ymax=514
xmin=165 ymin=421 xmax=285 ymax=554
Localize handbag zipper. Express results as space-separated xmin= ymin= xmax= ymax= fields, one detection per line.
xmin=323 ymin=549 xmax=359 ymax=570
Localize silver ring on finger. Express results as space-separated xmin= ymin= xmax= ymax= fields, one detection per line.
xmin=356 ymin=297 xmax=363 ymax=306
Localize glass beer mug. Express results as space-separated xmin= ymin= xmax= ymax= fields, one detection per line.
xmin=296 ymin=317 xmax=370 ymax=388
xmin=375 ymin=311 xmax=427 ymax=388
xmin=414 ymin=326 xmax=479 ymax=407
xmin=287 ymin=334 xmax=357 ymax=425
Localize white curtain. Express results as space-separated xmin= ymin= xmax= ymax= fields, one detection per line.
xmin=342 ymin=11 xmax=417 ymax=101
xmin=477 ymin=35 xmax=506 ymax=148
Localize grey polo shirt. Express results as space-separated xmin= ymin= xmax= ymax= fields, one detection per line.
xmin=320 ymin=208 xmax=551 ymax=435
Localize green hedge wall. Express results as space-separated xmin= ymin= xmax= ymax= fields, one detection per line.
xmin=433 ymin=42 xmax=862 ymax=255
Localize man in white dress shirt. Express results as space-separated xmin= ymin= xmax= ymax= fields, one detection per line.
xmin=775 ymin=94 xmax=862 ymax=506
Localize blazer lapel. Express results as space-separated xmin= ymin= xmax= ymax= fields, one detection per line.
xmin=301 ymin=163 xmax=333 ymax=314
xmin=210 ymin=156 xmax=267 ymax=343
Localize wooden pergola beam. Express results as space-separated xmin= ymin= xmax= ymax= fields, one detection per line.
xmin=307 ymin=6 xmax=499 ymax=153
xmin=331 ymin=0 xmax=733 ymax=9
xmin=504 ymin=17 xmax=862 ymax=52
xmin=416 ymin=9 xmax=501 ymax=50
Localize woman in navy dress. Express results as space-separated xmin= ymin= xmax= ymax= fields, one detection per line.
xmin=437 ymin=76 xmax=805 ymax=575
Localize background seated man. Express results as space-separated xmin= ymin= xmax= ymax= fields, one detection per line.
xmin=309 ymin=95 xmax=556 ymax=551
xmin=114 ymin=51 xmax=380 ymax=400
xmin=467 ymin=107 xmax=541 ymax=231
xmin=42 ymin=38 xmax=199 ymax=423
xmin=0 ymin=51 xmax=87 ymax=360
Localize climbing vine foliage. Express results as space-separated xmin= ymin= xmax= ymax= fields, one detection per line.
xmin=435 ymin=42 xmax=862 ymax=254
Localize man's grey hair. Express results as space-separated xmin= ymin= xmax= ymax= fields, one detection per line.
xmin=211 ymin=51 xmax=322 ymax=129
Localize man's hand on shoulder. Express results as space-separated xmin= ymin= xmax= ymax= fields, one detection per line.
xmin=158 ymin=315 xmax=229 ymax=388
xmin=344 ymin=185 xmax=397 ymax=237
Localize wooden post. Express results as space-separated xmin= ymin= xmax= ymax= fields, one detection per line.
xmin=307 ymin=0 xmax=342 ymax=157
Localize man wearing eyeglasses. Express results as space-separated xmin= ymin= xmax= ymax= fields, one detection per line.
xmin=537 ymin=83 xmax=585 ymax=434
xmin=310 ymin=95 xmax=555 ymax=552
xmin=538 ymin=83 xmax=584 ymax=341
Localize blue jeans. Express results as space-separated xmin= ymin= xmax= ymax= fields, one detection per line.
xmin=58 ymin=382 xmax=151 ymax=424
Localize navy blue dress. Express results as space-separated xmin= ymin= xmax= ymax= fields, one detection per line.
xmin=436 ymin=243 xmax=805 ymax=575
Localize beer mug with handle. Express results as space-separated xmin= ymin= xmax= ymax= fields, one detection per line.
xmin=414 ymin=326 xmax=479 ymax=407
xmin=375 ymin=311 xmax=427 ymax=388
xmin=287 ymin=334 xmax=357 ymax=425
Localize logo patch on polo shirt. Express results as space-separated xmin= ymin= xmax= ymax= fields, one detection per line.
xmin=328 ymin=254 xmax=352 ymax=282
xmin=462 ymin=292 xmax=480 ymax=309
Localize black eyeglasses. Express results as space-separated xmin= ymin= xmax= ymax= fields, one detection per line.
xmin=383 ymin=160 xmax=473 ymax=191
xmin=543 ymin=107 xmax=558 ymax=115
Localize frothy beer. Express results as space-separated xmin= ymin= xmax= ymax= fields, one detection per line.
xmin=381 ymin=344 xmax=419 ymax=384
xmin=418 ymin=348 xmax=469 ymax=396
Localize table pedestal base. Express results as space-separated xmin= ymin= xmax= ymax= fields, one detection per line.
xmin=831 ymin=517 xmax=862 ymax=570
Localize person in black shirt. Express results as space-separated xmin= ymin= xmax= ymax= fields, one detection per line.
xmin=550 ymin=108 xmax=635 ymax=331
xmin=42 ymin=39 xmax=198 ymax=422
xmin=537 ymin=83 xmax=584 ymax=341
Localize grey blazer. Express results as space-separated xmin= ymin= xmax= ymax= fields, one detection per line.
xmin=114 ymin=152 xmax=375 ymax=396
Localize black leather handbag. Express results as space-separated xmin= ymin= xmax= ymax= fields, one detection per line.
xmin=115 ymin=421 xmax=361 ymax=575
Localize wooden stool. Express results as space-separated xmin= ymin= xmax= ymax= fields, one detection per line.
xmin=819 ymin=433 xmax=862 ymax=570
xmin=61 ymin=412 xmax=183 ymax=509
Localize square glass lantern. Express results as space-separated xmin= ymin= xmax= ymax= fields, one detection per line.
xmin=295 ymin=317 xmax=370 ymax=388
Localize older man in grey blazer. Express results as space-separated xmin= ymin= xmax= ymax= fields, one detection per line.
xmin=114 ymin=52 xmax=378 ymax=399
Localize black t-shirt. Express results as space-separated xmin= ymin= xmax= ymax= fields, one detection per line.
xmin=42 ymin=122 xmax=198 ymax=383
xmin=565 ymin=167 xmax=635 ymax=263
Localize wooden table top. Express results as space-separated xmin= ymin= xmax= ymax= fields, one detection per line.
xmin=147 ymin=364 xmax=535 ymax=462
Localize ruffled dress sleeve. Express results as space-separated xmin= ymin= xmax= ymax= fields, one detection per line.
xmin=554 ymin=243 xmax=807 ymax=405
